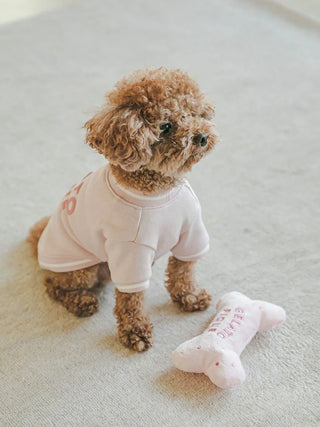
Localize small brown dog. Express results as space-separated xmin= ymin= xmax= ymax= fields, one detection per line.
xmin=27 ymin=67 xmax=218 ymax=351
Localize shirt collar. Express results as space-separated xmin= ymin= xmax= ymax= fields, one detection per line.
xmin=106 ymin=165 xmax=183 ymax=208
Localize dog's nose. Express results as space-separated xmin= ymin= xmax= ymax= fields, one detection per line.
xmin=194 ymin=133 xmax=208 ymax=147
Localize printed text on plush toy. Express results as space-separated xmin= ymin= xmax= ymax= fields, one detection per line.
xmin=208 ymin=307 xmax=245 ymax=339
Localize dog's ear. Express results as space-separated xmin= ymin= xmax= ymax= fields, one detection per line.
xmin=84 ymin=107 xmax=157 ymax=172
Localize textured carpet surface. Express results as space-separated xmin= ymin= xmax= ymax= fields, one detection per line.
xmin=0 ymin=0 xmax=319 ymax=425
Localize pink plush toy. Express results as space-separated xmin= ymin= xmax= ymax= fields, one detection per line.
xmin=172 ymin=292 xmax=286 ymax=388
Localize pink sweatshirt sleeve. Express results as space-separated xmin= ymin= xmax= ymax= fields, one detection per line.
xmin=171 ymin=205 xmax=210 ymax=262
xmin=105 ymin=240 xmax=155 ymax=293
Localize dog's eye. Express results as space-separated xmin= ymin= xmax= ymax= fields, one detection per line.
xmin=160 ymin=123 xmax=172 ymax=135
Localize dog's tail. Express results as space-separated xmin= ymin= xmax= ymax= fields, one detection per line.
xmin=26 ymin=216 xmax=50 ymax=258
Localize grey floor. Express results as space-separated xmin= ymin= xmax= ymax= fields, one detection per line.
xmin=0 ymin=0 xmax=79 ymax=25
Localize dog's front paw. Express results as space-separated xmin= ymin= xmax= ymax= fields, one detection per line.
xmin=118 ymin=317 xmax=153 ymax=352
xmin=172 ymin=287 xmax=212 ymax=312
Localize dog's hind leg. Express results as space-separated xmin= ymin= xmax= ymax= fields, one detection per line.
xmin=44 ymin=264 xmax=108 ymax=317
xmin=27 ymin=217 xmax=110 ymax=317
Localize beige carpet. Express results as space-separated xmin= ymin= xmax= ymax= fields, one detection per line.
xmin=0 ymin=0 xmax=319 ymax=425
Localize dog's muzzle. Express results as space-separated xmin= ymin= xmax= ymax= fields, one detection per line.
xmin=193 ymin=133 xmax=208 ymax=147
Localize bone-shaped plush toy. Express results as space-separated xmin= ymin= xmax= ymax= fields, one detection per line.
xmin=172 ymin=292 xmax=286 ymax=388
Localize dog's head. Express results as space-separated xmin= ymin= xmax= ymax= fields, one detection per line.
xmin=84 ymin=68 xmax=218 ymax=176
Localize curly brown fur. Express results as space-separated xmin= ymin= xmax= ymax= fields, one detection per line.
xmin=84 ymin=67 xmax=218 ymax=179
xmin=43 ymin=265 xmax=106 ymax=316
xmin=46 ymin=285 xmax=99 ymax=317
xmin=165 ymin=256 xmax=212 ymax=312
xmin=110 ymin=164 xmax=182 ymax=194
xmin=114 ymin=289 xmax=153 ymax=351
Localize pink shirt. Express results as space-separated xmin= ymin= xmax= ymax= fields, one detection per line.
xmin=38 ymin=165 xmax=210 ymax=293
